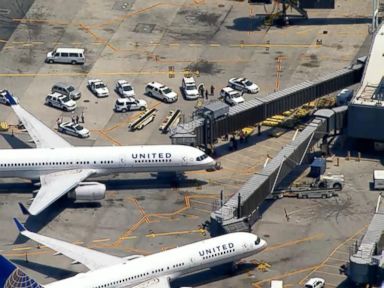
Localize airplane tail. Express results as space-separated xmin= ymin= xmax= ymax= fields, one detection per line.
xmin=0 ymin=254 xmax=43 ymax=287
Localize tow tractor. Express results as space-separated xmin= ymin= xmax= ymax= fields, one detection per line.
xmin=268 ymin=174 xmax=344 ymax=200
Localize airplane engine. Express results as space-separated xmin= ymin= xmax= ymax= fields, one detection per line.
xmin=68 ymin=182 xmax=106 ymax=201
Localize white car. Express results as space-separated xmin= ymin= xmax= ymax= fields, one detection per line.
xmin=304 ymin=278 xmax=325 ymax=288
xmin=45 ymin=92 xmax=77 ymax=111
xmin=145 ymin=81 xmax=178 ymax=103
xmin=88 ymin=79 xmax=109 ymax=97
xmin=181 ymin=76 xmax=199 ymax=100
xmin=58 ymin=122 xmax=90 ymax=138
xmin=114 ymin=97 xmax=147 ymax=112
xmin=228 ymin=77 xmax=259 ymax=94
xmin=220 ymin=87 xmax=245 ymax=106
xmin=116 ymin=80 xmax=135 ymax=98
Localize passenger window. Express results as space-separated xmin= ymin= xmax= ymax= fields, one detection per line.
xmin=69 ymin=53 xmax=78 ymax=57
xmin=61 ymin=53 xmax=69 ymax=57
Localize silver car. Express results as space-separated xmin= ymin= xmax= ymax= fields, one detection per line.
xmin=52 ymin=82 xmax=81 ymax=100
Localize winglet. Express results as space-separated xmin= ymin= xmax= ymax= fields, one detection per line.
xmin=13 ymin=218 xmax=26 ymax=232
xmin=18 ymin=202 xmax=30 ymax=216
xmin=3 ymin=90 xmax=18 ymax=105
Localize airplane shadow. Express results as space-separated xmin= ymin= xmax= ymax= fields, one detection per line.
xmin=13 ymin=198 xmax=101 ymax=241
xmin=172 ymin=262 xmax=257 ymax=287
xmin=0 ymin=133 xmax=33 ymax=149
xmin=0 ymin=182 xmax=35 ymax=193
xmin=11 ymin=259 xmax=78 ymax=280
xmin=11 ymin=174 xmax=208 ymax=236
xmin=226 ymin=16 xmax=371 ymax=32
xmin=100 ymin=177 xmax=208 ymax=190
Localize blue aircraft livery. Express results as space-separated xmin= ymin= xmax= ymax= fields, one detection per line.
xmin=199 ymin=242 xmax=235 ymax=257
xmin=0 ymin=255 xmax=42 ymax=288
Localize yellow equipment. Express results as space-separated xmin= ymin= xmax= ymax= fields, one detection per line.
xmin=0 ymin=121 xmax=9 ymax=131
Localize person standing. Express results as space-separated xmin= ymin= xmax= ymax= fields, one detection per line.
xmin=76 ymin=115 xmax=80 ymax=124
xmin=81 ymin=112 xmax=85 ymax=123
xmin=199 ymin=86 xmax=204 ymax=98
xmin=205 ymin=89 xmax=209 ymax=100
xmin=210 ymin=85 xmax=215 ymax=96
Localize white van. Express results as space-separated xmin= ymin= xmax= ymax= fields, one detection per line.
xmin=46 ymin=48 xmax=85 ymax=64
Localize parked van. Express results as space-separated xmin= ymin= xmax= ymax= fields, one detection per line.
xmin=46 ymin=48 xmax=85 ymax=64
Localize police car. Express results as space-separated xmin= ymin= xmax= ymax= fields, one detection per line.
xmin=114 ymin=97 xmax=147 ymax=112
xmin=181 ymin=76 xmax=199 ymax=100
xmin=58 ymin=122 xmax=90 ymax=138
xmin=220 ymin=87 xmax=245 ymax=106
xmin=145 ymin=81 xmax=178 ymax=103
xmin=116 ymin=80 xmax=135 ymax=98
xmin=304 ymin=278 xmax=325 ymax=288
xmin=228 ymin=77 xmax=259 ymax=94
xmin=45 ymin=92 xmax=77 ymax=111
xmin=88 ymin=79 xmax=109 ymax=97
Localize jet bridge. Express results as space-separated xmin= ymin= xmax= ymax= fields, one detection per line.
xmin=348 ymin=195 xmax=384 ymax=285
xmin=209 ymin=106 xmax=349 ymax=236
xmin=171 ymin=60 xmax=365 ymax=151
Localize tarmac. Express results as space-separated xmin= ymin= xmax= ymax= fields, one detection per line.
xmin=0 ymin=0 xmax=379 ymax=287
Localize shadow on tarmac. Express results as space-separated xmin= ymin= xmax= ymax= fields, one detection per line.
xmin=10 ymin=173 xmax=207 ymax=237
xmin=173 ymin=262 xmax=257 ymax=287
xmin=226 ymin=16 xmax=371 ymax=32
xmin=0 ymin=133 xmax=33 ymax=149
xmin=12 ymin=259 xmax=78 ymax=280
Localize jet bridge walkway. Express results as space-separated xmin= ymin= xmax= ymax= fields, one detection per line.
xmin=209 ymin=106 xmax=349 ymax=236
xmin=348 ymin=195 xmax=384 ymax=285
xmin=170 ymin=59 xmax=365 ymax=150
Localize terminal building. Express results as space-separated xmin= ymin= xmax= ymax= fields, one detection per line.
xmin=347 ymin=24 xmax=384 ymax=284
xmin=348 ymin=24 xmax=384 ymax=149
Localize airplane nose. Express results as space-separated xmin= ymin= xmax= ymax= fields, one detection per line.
xmin=206 ymin=157 xmax=219 ymax=170
xmin=259 ymin=239 xmax=267 ymax=251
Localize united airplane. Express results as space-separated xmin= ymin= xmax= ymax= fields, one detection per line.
xmin=0 ymin=92 xmax=216 ymax=215
xmin=0 ymin=219 xmax=267 ymax=288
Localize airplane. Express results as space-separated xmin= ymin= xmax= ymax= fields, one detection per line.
xmin=0 ymin=218 xmax=267 ymax=288
xmin=0 ymin=91 xmax=216 ymax=216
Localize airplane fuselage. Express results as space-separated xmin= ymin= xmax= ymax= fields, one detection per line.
xmin=0 ymin=145 xmax=215 ymax=180
xmin=46 ymin=232 xmax=266 ymax=288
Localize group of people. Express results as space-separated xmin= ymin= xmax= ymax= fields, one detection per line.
xmin=56 ymin=111 xmax=85 ymax=128
xmin=199 ymin=85 xmax=215 ymax=100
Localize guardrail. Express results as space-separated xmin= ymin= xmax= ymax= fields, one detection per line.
xmin=128 ymin=108 xmax=157 ymax=131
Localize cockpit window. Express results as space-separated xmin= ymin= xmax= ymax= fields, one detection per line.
xmin=255 ymin=236 xmax=260 ymax=245
xmin=196 ymin=154 xmax=209 ymax=161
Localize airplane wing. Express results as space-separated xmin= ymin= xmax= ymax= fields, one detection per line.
xmin=24 ymin=169 xmax=95 ymax=216
xmin=132 ymin=277 xmax=171 ymax=288
xmin=4 ymin=91 xmax=72 ymax=148
xmin=13 ymin=218 xmax=125 ymax=271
